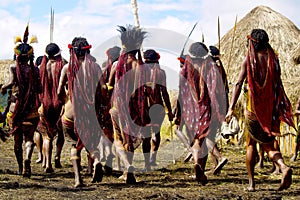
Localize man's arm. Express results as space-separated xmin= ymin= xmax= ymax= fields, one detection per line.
xmin=107 ymin=62 xmax=117 ymax=89
xmin=225 ymin=58 xmax=247 ymax=123
xmin=160 ymin=70 xmax=173 ymax=121
xmin=57 ymin=64 xmax=68 ymax=97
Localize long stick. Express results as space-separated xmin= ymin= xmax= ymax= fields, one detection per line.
xmin=227 ymin=15 xmax=238 ymax=74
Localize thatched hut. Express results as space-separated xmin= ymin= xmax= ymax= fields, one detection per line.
xmin=0 ymin=60 xmax=13 ymax=85
xmin=220 ymin=5 xmax=300 ymax=106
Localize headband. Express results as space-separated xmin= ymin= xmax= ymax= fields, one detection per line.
xmin=247 ymin=35 xmax=259 ymax=43
xmin=68 ymin=44 xmax=92 ymax=50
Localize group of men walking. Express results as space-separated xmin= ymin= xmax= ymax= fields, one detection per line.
xmin=0 ymin=24 xmax=296 ymax=192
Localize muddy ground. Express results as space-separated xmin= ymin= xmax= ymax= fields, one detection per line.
xmin=0 ymin=134 xmax=299 ymax=200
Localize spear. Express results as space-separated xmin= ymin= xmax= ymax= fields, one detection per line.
xmin=227 ymin=15 xmax=238 ymax=74
xmin=50 ymin=7 xmax=54 ymax=43
xmin=218 ymin=16 xmax=221 ymax=56
xmin=179 ymin=22 xmax=198 ymax=58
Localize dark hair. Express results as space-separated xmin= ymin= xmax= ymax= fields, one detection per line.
xmin=249 ymin=29 xmax=270 ymax=51
xmin=71 ymin=37 xmax=90 ymax=57
xmin=107 ymin=46 xmax=121 ymax=63
xmin=15 ymin=43 xmax=34 ymax=63
xmin=46 ymin=43 xmax=60 ymax=59
xmin=209 ymin=46 xmax=220 ymax=56
xmin=143 ymin=49 xmax=160 ymax=63
xmin=35 ymin=56 xmax=44 ymax=66
xmin=189 ymin=42 xmax=208 ymax=58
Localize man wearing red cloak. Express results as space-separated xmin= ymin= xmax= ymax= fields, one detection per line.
xmin=226 ymin=29 xmax=295 ymax=191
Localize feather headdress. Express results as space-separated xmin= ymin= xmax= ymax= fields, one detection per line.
xmin=14 ymin=23 xmax=38 ymax=57
xmin=117 ymin=25 xmax=146 ymax=53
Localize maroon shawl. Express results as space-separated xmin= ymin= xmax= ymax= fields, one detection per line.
xmin=39 ymin=56 xmax=64 ymax=136
xmin=179 ymin=55 xmax=226 ymax=139
xmin=69 ymin=52 xmax=103 ymax=152
xmin=11 ymin=58 xmax=41 ymax=134
xmin=112 ymin=51 xmax=150 ymax=151
xmin=246 ymin=42 xmax=296 ymax=136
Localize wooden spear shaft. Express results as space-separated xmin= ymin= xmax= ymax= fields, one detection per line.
xmin=227 ymin=15 xmax=238 ymax=74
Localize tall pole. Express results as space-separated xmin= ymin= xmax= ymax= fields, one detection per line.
xmin=131 ymin=0 xmax=140 ymax=28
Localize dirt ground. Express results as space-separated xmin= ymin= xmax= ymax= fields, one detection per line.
xmin=0 ymin=134 xmax=299 ymax=200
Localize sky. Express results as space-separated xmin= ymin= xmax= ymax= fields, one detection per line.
xmin=0 ymin=0 xmax=299 ymax=72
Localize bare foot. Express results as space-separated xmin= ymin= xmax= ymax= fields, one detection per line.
xmin=245 ymin=186 xmax=255 ymax=192
xmin=23 ymin=160 xmax=31 ymax=178
xmin=290 ymin=154 xmax=297 ymax=162
xmin=125 ymin=166 xmax=136 ymax=184
xmin=194 ymin=164 xmax=208 ymax=186
xmin=270 ymin=164 xmax=281 ymax=175
xmin=104 ymin=165 xmax=113 ymax=175
xmin=278 ymin=167 xmax=292 ymax=191
xmin=213 ymin=157 xmax=228 ymax=175
xmin=184 ymin=152 xmax=193 ymax=163
xmin=91 ymin=162 xmax=103 ymax=183
xmin=74 ymin=181 xmax=85 ymax=188
xmin=55 ymin=158 xmax=62 ymax=168
xmin=118 ymin=174 xmax=125 ymax=180
xmin=45 ymin=167 xmax=54 ymax=173
xmin=36 ymin=158 xmax=42 ymax=164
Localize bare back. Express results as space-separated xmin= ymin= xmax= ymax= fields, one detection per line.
xmin=254 ymin=50 xmax=269 ymax=86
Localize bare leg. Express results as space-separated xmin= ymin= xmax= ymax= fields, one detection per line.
xmin=34 ymin=131 xmax=43 ymax=163
xmin=115 ymin=151 xmax=122 ymax=171
xmin=191 ymin=139 xmax=207 ymax=185
xmin=114 ymin=139 xmax=136 ymax=184
xmin=14 ymin=133 xmax=23 ymax=175
xmin=175 ymin=128 xmax=192 ymax=162
xmin=70 ymin=147 xmax=84 ymax=187
xmin=87 ymin=154 xmax=94 ymax=175
xmin=43 ymin=137 xmax=54 ymax=173
xmin=99 ymin=137 xmax=105 ymax=162
xmin=246 ymin=135 xmax=257 ymax=192
xmin=91 ymin=151 xmax=103 ymax=183
xmin=23 ymin=126 xmax=36 ymax=178
xmin=270 ymin=161 xmax=281 ymax=175
xmin=210 ymin=152 xmax=218 ymax=169
xmin=264 ymin=140 xmax=292 ymax=191
xmin=55 ymin=130 xmax=64 ymax=168
xmin=257 ymin=144 xmax=264 ymax=169
xmin=103 ymin=136 xmax=114 ymax=175
xmin=150 ymin=132 xmax=161 ymax=166
xmin=23 ymin=141 xmax=34 ymax=178
xmin=290 ymin=140 xmax=299 ymax=162
xmin=175 ymin=129 xmax=190 ymax=149
xmin=142 ymin=137 xmax=151 ymax=171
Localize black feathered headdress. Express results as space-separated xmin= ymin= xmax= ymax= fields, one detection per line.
xmin=117 ymin=25 xmax=147 ymax=53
